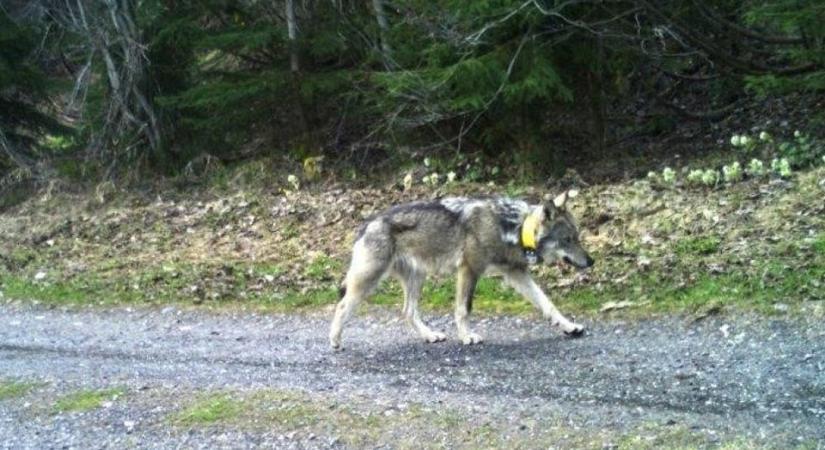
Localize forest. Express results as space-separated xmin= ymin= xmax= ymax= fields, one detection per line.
xmin=2 ymin=2 xmax=825 ymax=448
xmin=2 ymin=0 xmax=823 ymax=194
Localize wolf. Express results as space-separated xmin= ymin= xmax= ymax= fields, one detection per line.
xmin=329 ymin=190 xmax=593 ymax=349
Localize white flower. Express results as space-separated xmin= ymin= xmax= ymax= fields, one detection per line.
xmin=647 ymin=171 xmax=658 ymax=180
xmin=759 ymin=131 xmax=771 ymax=141
xmin=403 ymin=172 xmax=413 ymax=191
xmin=772 ymin=158 xmax=792 ymax=178
xmin=722 ymin=161 xmax=742 ymax=183
xmin=662 ymin=167 xmax=676 ymax=184
xmin=747 ymin=159 xmax=765 ymax=177
xmin=446 ymin=171 xmax=457 ymax=183
xmin=730 ymin=135 xmax=741 ymax=147
xmin=428 ymin=172 xmax=439 ymax=185
xmin=687 ymin=169 xmax=704 ymax=184
xmin=740 ymin=135 xmax=752 ymax=147
xmin=287 ymin=174 xmax=300 ymax=190
xmin=700 ymin=169 xmax=719 ymax=186
xmin=794 ymin=130 xmax=802 ymax=138
xmin=424 ymin=157 xmax=431 ymax=168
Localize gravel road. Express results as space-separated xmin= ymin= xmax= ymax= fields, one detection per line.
xmin=1 ymin=302 xmax=824 ymax=449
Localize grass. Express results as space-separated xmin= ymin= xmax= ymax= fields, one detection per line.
xmin=0 ymin=380 xmax=40 ymax=400
xmin=169 ymin=389 xmax=509 ymax=448
xmin=3 ymin=242 xmax=823 ymax=318
xmin=170 ymin=389 xmax=381 ymax=445
xmin=166 ymin=388 xmax=809 ymax=449
xmin=674 ymin=235 xmax=722 ymax=256
xmin=172 ymin=394 xmax=243 ymax=425
xmin=304 ymin=254 xmax=343 ymax=282
xmin=53 ymin=388 xmax=125 ymax=413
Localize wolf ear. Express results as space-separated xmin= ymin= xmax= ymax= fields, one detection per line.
xmin=551 ymin=189 xmax=578 ymax=209
xmin=552 ymin=191 xmax=568 ymax=208
xmin=537 ymin=203 xmax=557 ymax=221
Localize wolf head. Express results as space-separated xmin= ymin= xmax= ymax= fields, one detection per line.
xmin=528 ymin=191 xmax=594 ymax=269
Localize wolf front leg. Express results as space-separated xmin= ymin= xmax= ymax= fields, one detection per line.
xmin=455 ymin=265 xmax=483 ymax=344
xmin=504 ymin=270 xmax=584 ymax=336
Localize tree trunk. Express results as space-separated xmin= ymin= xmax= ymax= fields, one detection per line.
xmin=371 ymin=0 xmax=392 ymax=67
xmin=284 ymin=0 xmax=312 ymax=148
xmin=286 ymin=0 xmax=300 ymax=73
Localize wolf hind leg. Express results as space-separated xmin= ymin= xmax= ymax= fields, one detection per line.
xmin=329 ymin=237 xmax=390 ymax=349
xmin=397 ymin=261 xmax=446 ymax=343
xmin=454 ymin=265 xmax=482 ymax=345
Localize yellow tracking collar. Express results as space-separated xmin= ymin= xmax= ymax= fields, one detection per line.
xmin=521 ymin=210 xmax=541 ymax=250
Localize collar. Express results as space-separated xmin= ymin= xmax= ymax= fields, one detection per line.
xmin=520 ymin=208 xmax=542 ymax=250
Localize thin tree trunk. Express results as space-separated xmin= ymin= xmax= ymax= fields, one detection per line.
xmin=371 ymin=0 xmax=392 ymax=67
xmin=286 ymin=0 xmax=299 ymax=73
xmin=284 ymin=0 xmax=311 ymax=146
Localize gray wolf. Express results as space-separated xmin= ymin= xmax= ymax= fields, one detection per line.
xmin=329 ymin=191 xmax=593 ymax=349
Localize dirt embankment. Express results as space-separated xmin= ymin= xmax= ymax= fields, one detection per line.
xmin=1 ymin=163 xmax=823 ymax=315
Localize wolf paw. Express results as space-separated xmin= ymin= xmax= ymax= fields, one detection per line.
xmin=460 ymin=333 xmax=484 ymax=345
xmin=562 ymin=323 xmax=585 ymax=337
xmin=329 ymin=337 xmax=343 ymax=350
xmin=424 ymin=331 xmax=447 ymax=343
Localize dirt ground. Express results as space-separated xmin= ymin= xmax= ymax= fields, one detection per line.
xmin=2 ymin=302 xmax=824 ymax=449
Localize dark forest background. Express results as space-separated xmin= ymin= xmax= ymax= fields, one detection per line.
xmin=1 ymin=0 xmax=823 ymax=194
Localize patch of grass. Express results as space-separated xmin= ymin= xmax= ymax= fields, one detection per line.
xmin=0 ymin=380 xmax=40 ymax=400
xmin=812 ymin=234 xmax=825 ymax=254
xmin=304 ymin=254 xmax=343 ymax=282
xmin=172 ymin=394 xmax=243 ymax=425
xmin=170 ymin=389 xmax=377 ymax=445
xmin=54 ymin=388 xmax=125 ymax=413
xmin=170 ymin=388 xmax=498 ymax=447
xmin=0 ymin=274 xmax=110 ymax=305
xmin=674 ymin=235 xmax=721 ymax=256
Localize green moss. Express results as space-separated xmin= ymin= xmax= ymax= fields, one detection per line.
xmin=54 ymin=388 xmax=125 ymax=413
xmin=0 ymin=380 xmax=40 ymax=400
xmin=172 ymin=394 xmax=243 ymax=425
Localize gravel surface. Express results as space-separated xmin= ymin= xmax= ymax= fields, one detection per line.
xmin=1 ymin=303 xmax=824 ymax=449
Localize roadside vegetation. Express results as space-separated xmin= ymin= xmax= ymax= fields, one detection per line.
xmin=1 ymin=146 xmax=822 ymax=318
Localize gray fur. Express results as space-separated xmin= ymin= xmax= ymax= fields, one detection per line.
xmin=329 ymin=195 xmax=593 ymax=349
